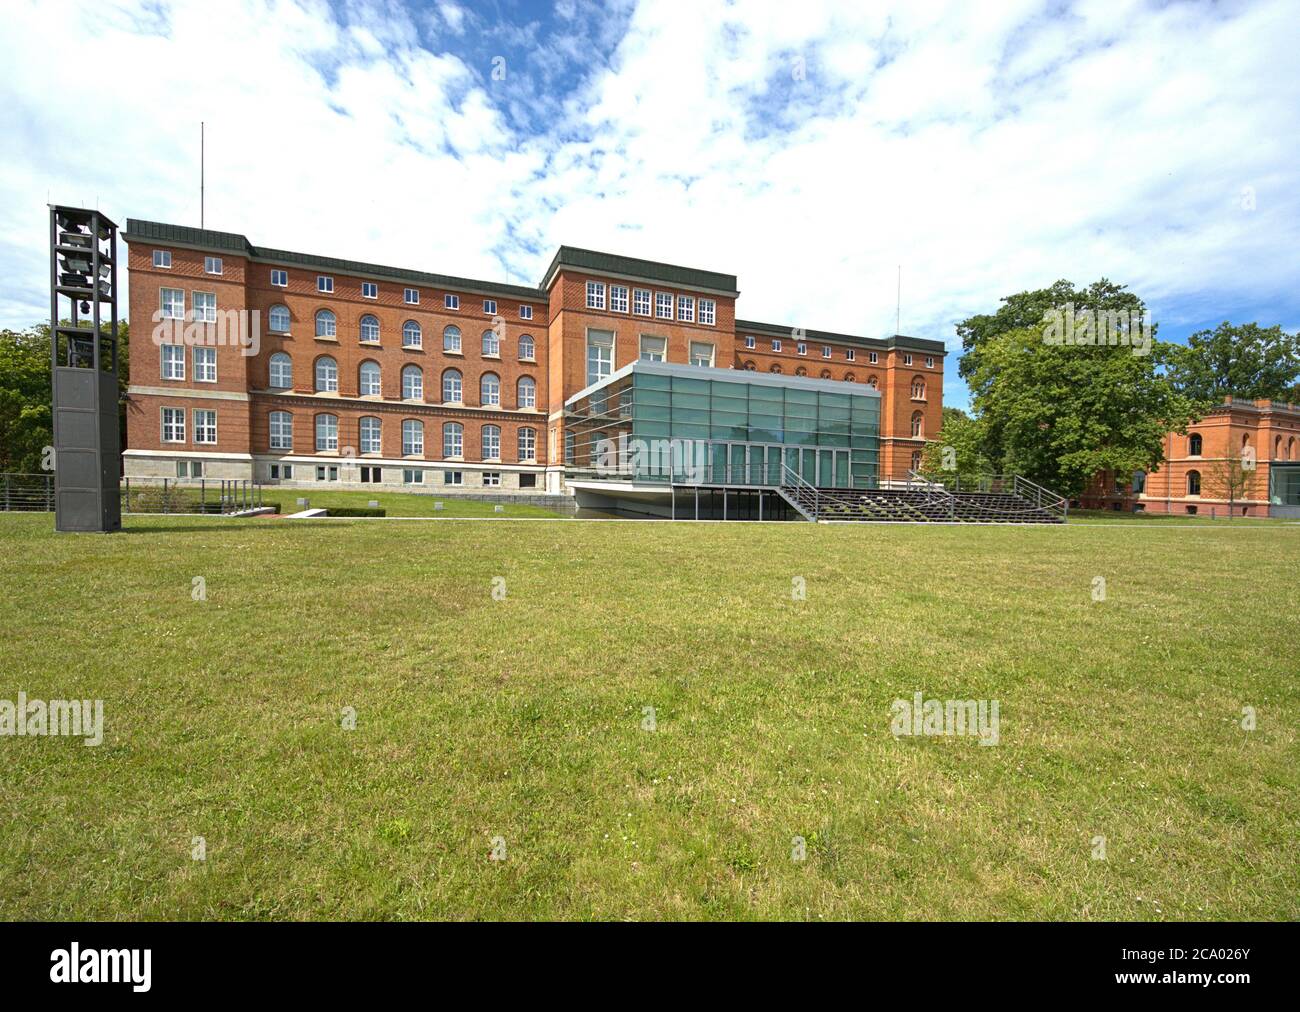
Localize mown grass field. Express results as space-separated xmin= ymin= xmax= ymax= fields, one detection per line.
xmin=0 ymin=512 xmax=1296 ymax=920
xmin=264 ymin=488 xmax=562 ymax=518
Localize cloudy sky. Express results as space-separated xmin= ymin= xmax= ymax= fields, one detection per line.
xmin=3 ymin=0 xmax=1298 ymax=407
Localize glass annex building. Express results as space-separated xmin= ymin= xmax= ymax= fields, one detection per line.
xmin=564 ymin=361 xmax=880 ymax=517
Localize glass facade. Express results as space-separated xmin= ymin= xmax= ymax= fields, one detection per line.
xmin=1269 ymin=463 xmax=1300 ymax=505
xmin=564 ymin=362 xmax=880 ymax=488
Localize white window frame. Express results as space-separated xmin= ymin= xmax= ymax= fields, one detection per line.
xmin=689 ymin=341 xmax=715 ymax=368
xmin=677 ymin=295 xmax=695 ymax=323
xmin=315 ymin=356 xmax=338 ymax=393
xmin=443 ymin=326 xmax=462 ymax=353
xmin=362 ymin=281 xmax=378 ymax=299
xmin=520 ymin=305 xmax=533 ymax=320
xmin=926 ymin=356 xmax=935 ymax=368
xmin=269 ymin=304 xmax=290 ymax=333
xmin=317 ymin=275 xmax=334 ymax=293
xmin=518 ymin=427 xmax=536 ymax=461
xmin=904 ymin=354 xmax=913 ymax=366
xmin=698 ymin=299 xmax=716 ymax=326
xmin=744 ymin=335 xmax=755 ymax=350
xmin=771 ymin=339 xmax=782 ymax=352
xmin=633 ymin=289 xmax=651 ymax=316
xmin=846 ymin=348 xmax=856 ymax=362
xmin=315 ymin=414 xmax=338 ymax=451
xmin=518 ymin=334 xmax=535 ymax=360
xmin=204 ymin=256 xmax=222 ymax=275
xmin=193 ymin=408 xmax=217 ymax=444
xmin=153 ymin=250 xmax=172 ymax=269
xmin=192 ymin=291 xmax=217 ymax=323
xmin=269 ymin=410 xmax=293 ymax=450
xmin=271 ymin=269 xmax=288 ymax=287
xmin=404 ymin=288 xmax=420 ymax=305
xmin=869 ymin=351 xmax=879 ymax=364
xmin=654 ymin=292 xmax=674 ymax=320
xmin=193 ymin=346 xmax=217 ymax=383
xmin=161 ymin=407 xmax=185 ymax=443
xmin=518 ymin=376 xmax=536 ymax=409
xmin=442 ymin=369 xmax=462 ymax=403
xmin=482 ymin=425 xmax=501 ymax=461
xmin=444 ymin=293 xmax=459 ymax=310
xmin=482 ymin=330 xmax=500 ymax=357
xmin=402 ymin=419 xmax=424 ymax=456
xmin=586 ymin=329 xmax=614 ymax=386
xmin=443 ymin=422 xmax=464 ymax=459
xmin=483 ymin=299 xmax=497 ymax=315
xmin=401 ymin=364 xmax=423 ymax=401
xmin=403 ymin=468 xmax=424 ymax=484
xmin=160 ymin=287 xmax=185 ymax=320
xmin=481 ymin=373 xmax=501 ymax=407
xmin=269 ymin=353 xmax=292 ymax=389
xmin=639 ymin=335 xmax=666 ymax=362
xmin=797 ymin=342 xmax=807 ymax=356
xmin=161 ymin=344 xmax=185 ymax=381
xmin=610 ymin=285 xmax=629 ymax=313
xmin=482 ymin=472 xmax=501 ymax=487
xmin=443 ymin=470 xmax=463 ymax=486
xmin=359 ymin=314 xmax=380 ymax=344
xmin=586 ymin=281 xmax=606 ymax=310
xmin=402 ymin=320 xmax=422 ymax=348
xmin=359 ymin=361 xmax=382 ymax=397
xmin=822 ymin=345 xmax=832 ymax=358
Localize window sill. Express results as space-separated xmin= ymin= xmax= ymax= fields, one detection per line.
xmin=314 ymin=336 xmax=338 ymax=343
xmin=402 ymin=344 xmax=423 ymax=352
xmin=359 ymin=341 xmax=381 ymax=348
xmin=519 ymin=356 xmax=536 ymax=364
xmin=482 ymin=353 xmax=501 ymax=360
xmin=443 ymin=349 xmax=464 ymax=357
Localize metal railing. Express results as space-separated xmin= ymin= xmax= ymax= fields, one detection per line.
xmin=905 ymin=470 xmax=1068 ymax=520
xmin=1012 ymin=475 xmax=1069 ymax=520
xmin=0 ymin=473 xmax=56 ymax=511
xmin=779 ymin=463 xmax=822 ymax=521
xmin=121 ymin=478 xmax=264 ymax=515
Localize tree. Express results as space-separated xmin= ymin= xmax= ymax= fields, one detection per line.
xmin=1167 ymin=322 xmax=1300 ymax=405
xmin=920 ymin=406 xmax=993 ymax=484
xmin=956 ymin=278 xmax=1147 ymax=381
xmin=964 ymin=325 xmax=1198 ymax=497
xmin=1201 ymin=451 xmax=1256 ymax=517
xmin=0 ymin=321 xmax=129 ymax=473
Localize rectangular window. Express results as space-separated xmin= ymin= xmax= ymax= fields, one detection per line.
xmin=689 ymin=341 xmax=715 ymax=368
xmin=359 ymin=466 xmax=383 ymax=483
xmin=869 ymin=351 xmax=878 ymax=364
xmin=519 ymin=473 xmax=537 ymax=489
xmin=316 ymin=415 xmax=338 ymax=451
xmin=362 ymin=282 xmax=378 ymax=299
xmin=586 ymin=281 xmax=606 ymax=310
xmin=904 ymin=354 xmax=913 ymax=366
xmin=483 ymin=471 xmax=501 ymax=487
xmin=161 ymin=407 xmax=185 ymax=442
xmin=846 ymin=348 xmax=855 ymax=362
xmin=610 ymin=285 xmax=629 ymax=313
xmin=443 ymin=470 xmax=463 ymax=486
xmin=633 ymin=289 xmax=651 ymax=316
xmin=744 ymin=335 xmax=755 ymax=350
xmin=317 ymin=276 xmax=333 ymax=293
xmin=270 ymin=463 xmax=295 ymax=480
xmin=405 ymin=288 xmax=420 ymax=305
xmin=797 ymin=342 xmax=807 ymax=356
xmin=639 ymin=335 xmax=666 ymax=362
xmin=518 ymin=428 xmax=536 ymax=460
xmin=586 ymin=329 xmax=614 ymax=386
xmin=403 ymin=468 xmax=424 ymax=484
xmin=360 ymin=417 xmax=381 ymax=453
xmin=520 ymin=305 xmax=533 ymax=320
xmin=443 ymin=425 xmax=463 ymax=458
xmin=482 ymin=427 xmax=501 ymax=459
xmin=822 ymin=345 xmax=832 ymax=358
xmin=655 ymin=293 xmax=673 ymax=319
xmin=193 ymin=346 xmax=217 ymax=382
xmin=193 ymin=409 xmax=217 ymax=444
xmin=153 ymin=250 xmax=172 ymax=268
xmin=444 ymin=293 xmax=459 ymax=310
xmin=483 ymin=299 xmax=497 ymax=315
xmin=161 ymin=344 xmax=185 ymax=380
xmin=176 ymin=460 xmax=203 ymax=478
xmin=698 ymin=299 xmax=716 ymax=326
xmin=402 ymin=421 xmax=423 ymax=456
xmin=315 ymin=465 xmax=339 ymax=481
xmin=160 ymin=287 xmax=185 ymax=320
xmin=677 ymin=296 xmax=695 ymax=322
xmin=771 ymin=339 xmax=782 ymax=352
xmin=193 ymin=291 xmax=217 ymax=323
xmin=269 ymin=411 xmax=293 ymax=450
xmin=204 ymin=256 xmax=222 ymax=275
xmin=271 ymin=269 xmax=288 ymax=287
xmin=926 ymin=356 xmax=935 ymax=368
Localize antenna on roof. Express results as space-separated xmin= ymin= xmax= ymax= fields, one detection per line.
xmin=200 ymin=121 xmax=205 ymax=229
xmin=896 ymin=264 xmax=901 ymax=335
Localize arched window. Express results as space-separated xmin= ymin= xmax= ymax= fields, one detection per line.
xmin=401 ymin=364 xmax=423 ymax=400
xmin=1289 ymin=436 xmax=1296 ymax=461
xmin=443 ymin=421 xmax=463 ymax=458
xmin=315 ymin=413 xmax=338 ymax=451
xmin=359 ymin=360 xmax=381 ymax=396
xmin=517 ymin=376 xmax=536 ymax=409
xmin=770 ymin=364 xmax=782 ymax=374
xmin=315 ymin=309 xmax=336 ymax=338
xmin=911 ymin=451 xmax=922 ymax=470
xmin=360 ymin=314 xmax=380 ymax=343
xmin=314 ymin=356 xmax=338 ymax=392
xmin=867 ymin=375 xmax=879 ymax=389
xmin=481 ymin=372 xmax=500 ymax=406
xmin=269 ymin=410 xmax=292 ymax=450
xmin=1187 ymin=469 xmax=1201 ymax=495
xmin=269 ymin=304 xmax=290 ymax=333
xmin=1275 ymin=435 xmax=1283 ymax=459
xmin=1188 ymin=432 xmax=1202 ymax=456
xmin=518 ymin=426 xmax=536 ymax=461
xmin=795 ymin=366 xmax=807 ymax=376
xmin=443 ymin=325 xmax=461 ymax=353
xmin=482 ymin=329 xmax=500 ymax=357
xmin=482 ymin=424 xmax=501 ymax=460
xmin=402 ymin=320 xmax=422 ymax=348
xmin=359 ymin=416 xmax=381 ymax=454
xmin=911 ymin=376 xmax=926 ymax=399
xmin=269 ymin=352 xmax=292 ymax=388
xmin=911 ymin=410 xmax=924 ymax=438
xmin=401 ymin=418 xmax=424 ymax=456
xmin=1243 ymin=434 xmax=1251 ymax=449
xmin=442 ymin=368 xmax=462 ymax=403
xmin=820 ymin=369 xmax=832 ymax=379
xmin=519 ymin=334 xmax=535 ymax=360
xmin=743 ymin=360 xmax=756 ymax=371
xmin=845 ymin=372 xmax=856 ymax=382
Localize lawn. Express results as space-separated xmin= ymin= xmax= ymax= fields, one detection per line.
xmin=264 ymin=488 xmax=563 ymax=518
xmin=0 ymin=512 xmax=1295 ymax=920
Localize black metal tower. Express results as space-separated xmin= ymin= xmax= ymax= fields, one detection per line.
xmin=49 ymin=205 xmax=122 ymax=532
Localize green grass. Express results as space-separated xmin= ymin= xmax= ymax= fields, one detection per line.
xmin=0 ymin=513 xmax=1296 ymax=921
xmin=269 ymin=488 xmax=561 ymax=518
xmin=1067 ymin=508 xmax=1292 ymax=526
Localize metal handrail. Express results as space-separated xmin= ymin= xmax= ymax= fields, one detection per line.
xmin=779 ymin=463 xmax=821 ymax=521
xmin=1012 ymin=475 xmax=1069 ymax=519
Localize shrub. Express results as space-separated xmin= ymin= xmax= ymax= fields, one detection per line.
xmin=324 ymin=506 xmax=386 ymax=517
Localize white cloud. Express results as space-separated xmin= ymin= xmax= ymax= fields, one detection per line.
xmin=1 ymin=0 xmax=1297 ymax=409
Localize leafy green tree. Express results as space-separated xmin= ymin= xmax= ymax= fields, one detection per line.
xmin=956 ymin=279 xmax=1147 ymax=381
xmin=1167 ymin=322 xmax=1300 ymax=405
xmin=965 ymin=326 xmax=1197 ymax=497
xmin=920 ymin=406 xmax=992 ymax=483
xmin=0 ymin=321 xmax=129 ymax=472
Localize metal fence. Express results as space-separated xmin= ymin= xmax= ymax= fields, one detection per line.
xmin=0 ymin=474 xmax=264 ymax=515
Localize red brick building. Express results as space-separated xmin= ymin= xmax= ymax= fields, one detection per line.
xmin=121 ymin=220 xmax=944 ymax=496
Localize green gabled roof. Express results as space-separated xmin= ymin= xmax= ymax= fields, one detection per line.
xmin=735 ymin=319 xmax=947 ymax=355
xmin=541 ymin=246 xmax=739 ymax=295
xmin=123 ymin=219 xmax=546 ymax=301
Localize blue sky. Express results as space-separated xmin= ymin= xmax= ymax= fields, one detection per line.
xmin=2 ymin=0 xmax=1298 ymax=409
